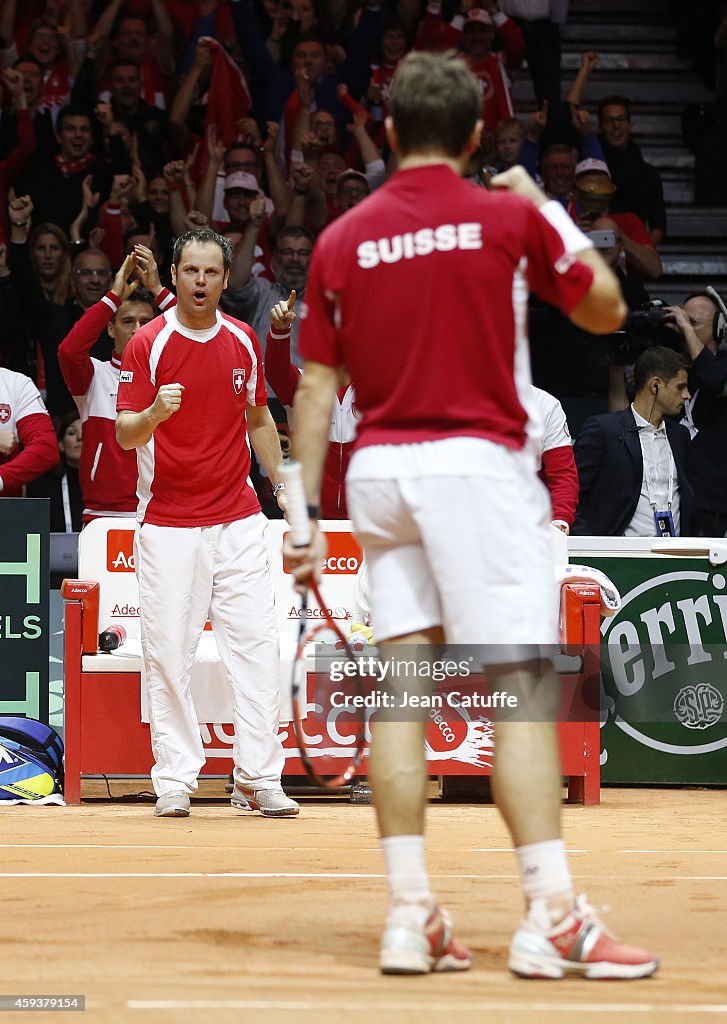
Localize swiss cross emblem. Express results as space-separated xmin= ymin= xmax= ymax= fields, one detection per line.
xmin=0 ymin=404 xmax=10 ymax=424
xmin=233 ymin=368 xmax=246 ymax=395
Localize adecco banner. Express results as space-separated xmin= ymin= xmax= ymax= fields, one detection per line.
xmin=569 ymin=538 xmax=727 ymax=784
xmin=80 ymin=518 xmax=365 ymax=642
xmin=0 ymin=500 xmax=50 ymax=723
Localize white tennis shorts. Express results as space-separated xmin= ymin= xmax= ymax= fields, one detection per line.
xmin=346 ymin=437 xmax=559 ymax=652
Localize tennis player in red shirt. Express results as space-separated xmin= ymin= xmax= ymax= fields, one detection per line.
xmin=285 ymin=52 xmax=658 ymax=979
xmin=116 ymin=227 xmax=299 ymax=819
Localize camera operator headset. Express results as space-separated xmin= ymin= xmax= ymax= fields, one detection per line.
xmin=664 ymin=287 xmax=727 ymax=435
xmin=665 ymin=286 xmax=727 ymax=536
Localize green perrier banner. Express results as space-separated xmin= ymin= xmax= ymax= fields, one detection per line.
xmin=590 ymin=554 xmax=727 ymax=784
xmin=0 ymin=499 xmax=50 ymax=724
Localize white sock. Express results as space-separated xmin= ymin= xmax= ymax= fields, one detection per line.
xmin=381 ymin=835 xmax=432 ymax=926
xmin=516 ymin=839 xmax=574 ymax=926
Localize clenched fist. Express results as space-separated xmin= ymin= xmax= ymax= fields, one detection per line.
xmin=151 ymin=383 xmax=184 ymax=423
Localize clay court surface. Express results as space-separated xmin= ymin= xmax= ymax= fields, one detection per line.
xmin=1 ymin=785 xmax=725 ymax=1024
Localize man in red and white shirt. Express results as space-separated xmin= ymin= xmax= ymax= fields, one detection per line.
xmin=0 ymin=367 xmax=58 ymax=495
xmin=266 ymin=289 xmax=358 ymax=518
xmin=285 ymin=52 xmax=657 ymax=980
xmin=416 ymin=5 xmax=525 ymax=134
xmin=116 ymin=227 xmax=298 ymax=820
xmin=58 ymin=252 xmax=162 ymax=522
xmin=529 ymin=385 xmax=579 ymax=532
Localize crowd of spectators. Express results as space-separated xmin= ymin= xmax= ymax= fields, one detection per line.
xmin=0 ymin=0 xmax=724 ymax=540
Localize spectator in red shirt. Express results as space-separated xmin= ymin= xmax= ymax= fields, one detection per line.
xmin=58 ymin=251 xmax=161 ymax=522
xmin=0 ymin=365 xmax=58 ymax=496
xmin=568 ymin=159 xmax=662 ymax=283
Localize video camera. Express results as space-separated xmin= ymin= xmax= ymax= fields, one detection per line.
xmin=605 ymin=300 xmax=682 ymax=365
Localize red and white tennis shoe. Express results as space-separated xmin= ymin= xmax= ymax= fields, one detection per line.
xmin=380 ymin=904 xmax=472 ymax=975
xmin=509 ymin=894 xmax=659 ymax=979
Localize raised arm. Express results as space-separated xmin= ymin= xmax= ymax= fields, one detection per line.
xmin=262 ymin=122 xmax=291 ymax=232
xmin=196 ymin=123 xmax=225 ymax=220
xmin=566 ymin=51 xmax=599 ymax=110
xmin=150 ymin=0 xmax=175 ymax=77
xmin=265 ymin=289 xmax=300 ymax=405
xmin=491 ymin=165 xmax=626 ymax=334
xmin=59 ymin=253 xmax=138 ymax=401
xmin=169 ymin=40 xmax=213 ymax=155
xmin=227 ymin=197 xmax=266 ymax=290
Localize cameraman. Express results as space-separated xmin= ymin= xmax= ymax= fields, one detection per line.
xmin=666 ymin=293 xmax=727 ymax=537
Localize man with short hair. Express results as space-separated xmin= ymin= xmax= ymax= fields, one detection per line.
xmin=668 ymin=291 xmax=727 ymax=536
xmin=540 ymin=142 xmax=578 ymax=203
xmin=58 ymin=251 xmax=161 ymax=521
xmin=285 ymin=50 xmax=658 ymax=979
xmin=90 ymin=5 xmax=175 ymax=109
xmin=229 ymin=0 xmax=380 ymax=136
xmin=18 ymin=105 xmax=129 ymax=235
xmin=106 ymin=59 xmax=168 ymax=169
xmin=597 ymin=94 xmax=666 ymax=245
xmin=223 ymin=223 xmax=314 ymax=368
xmin=334 ymin=169 xmax=370 ymax=214
xmin=116 ymin=227 xmax=297 ymax=819
xmin=0 ymin=56 xmax=55 ymax=160
xmin=416 ymin=4 xmax=525 ymax=134
xmin=573 ymin=346 xmax=693 ymax=536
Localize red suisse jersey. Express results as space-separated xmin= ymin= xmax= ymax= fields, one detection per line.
xmin=117 ymin=306 xmax=267 ymax=527
xmin=299 ymin=164 xmax=594 ymax=451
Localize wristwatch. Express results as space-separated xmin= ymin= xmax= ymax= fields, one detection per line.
xmin=272 ymin=482 xmax=286 ymax=497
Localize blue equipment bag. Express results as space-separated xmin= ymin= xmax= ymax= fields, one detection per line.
xmin=0 ymin=717 xmax=64 ymax=802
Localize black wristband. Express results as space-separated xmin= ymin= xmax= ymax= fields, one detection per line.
xmin=307 ymin=503 xmax=320 ymax=519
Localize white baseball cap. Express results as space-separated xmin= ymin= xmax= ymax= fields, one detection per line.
xmin=224 ymin=171 xmax=261 ymax=194
xmin=575 ymin=158 xmax=612 ymax=180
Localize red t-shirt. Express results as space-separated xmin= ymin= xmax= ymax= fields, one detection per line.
xmin=117 ymin=306 xmax=267 ymax=527
xmin=299 ymin=164 xmax=594 ymax=452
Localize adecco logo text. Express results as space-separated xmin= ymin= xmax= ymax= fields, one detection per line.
xmin=321 ymin=532 xmax=363 ymax=574
xmin=284 ymin=532 xmax=363 ymax=575
xmin=107 ymin=530 xmax=135 ymax=572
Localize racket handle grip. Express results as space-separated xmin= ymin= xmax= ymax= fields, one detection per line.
xmin=278 ymin=460 xmax=313 ymax=547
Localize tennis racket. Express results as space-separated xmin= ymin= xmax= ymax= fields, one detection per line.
xmin=280 ymin=461 xmax=366 ymax=788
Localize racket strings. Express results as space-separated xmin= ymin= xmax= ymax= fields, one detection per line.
xmin=291 ymin=579 xmax=367 ymax=789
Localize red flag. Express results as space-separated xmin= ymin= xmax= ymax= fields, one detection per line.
xmin=201 ymin=36 xmax=251 ymax=148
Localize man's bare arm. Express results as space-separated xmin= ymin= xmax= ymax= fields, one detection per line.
xmin=246 ymin=402 xmax=284 ymax=486
xmin=116 ymin=384 xmax=184 ymax=449
xmin=491 ymin=166 xmax=627 ymax=335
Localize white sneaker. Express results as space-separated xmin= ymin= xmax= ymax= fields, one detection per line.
xmin=380 ymin=904 xmax=472 ymax=975
xmin=509 ymin=894 xmax=659 ymax=980
xmin=233 ymin=785 xmax=299 ymax=817
xmin=154 ymin=791 xmax=190 ymax=817
xmin=230 ymin=785 xmax=252 ymax=810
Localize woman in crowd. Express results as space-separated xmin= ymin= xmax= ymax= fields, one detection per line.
xmin=27 ymin=410 xmax=83 ymax=533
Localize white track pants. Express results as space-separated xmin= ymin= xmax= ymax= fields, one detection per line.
xmin=135 ymin=515 xmax=284 ymax=796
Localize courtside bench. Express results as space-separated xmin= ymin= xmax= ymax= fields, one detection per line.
xmin=61 ymin=519 xmax=601 ymax=804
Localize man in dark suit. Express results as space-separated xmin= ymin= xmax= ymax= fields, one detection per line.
xmin=573 ymin=346 xmax=693 ymax=536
